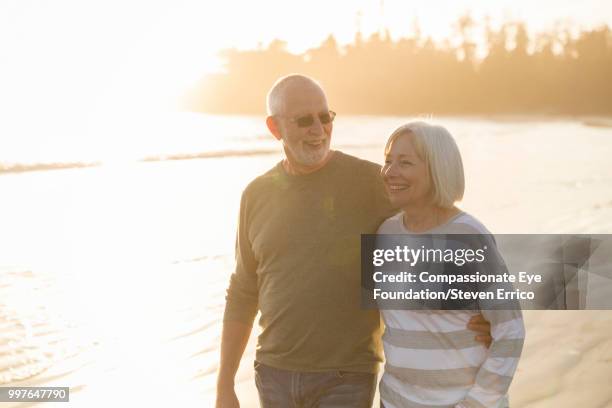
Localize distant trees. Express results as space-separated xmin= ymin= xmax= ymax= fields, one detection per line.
xmin=184 ymin=18 xmax=612 ymax=115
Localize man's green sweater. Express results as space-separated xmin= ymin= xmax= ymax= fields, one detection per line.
xmin=223 ymin=151 xmax=396 ymax=373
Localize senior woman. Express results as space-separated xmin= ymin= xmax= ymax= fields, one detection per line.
xmin=376 ymin=122 xmax=525 ymax=408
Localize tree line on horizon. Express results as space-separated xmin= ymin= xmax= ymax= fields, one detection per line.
xmin=184 ymin=18 xmax=612 ymax=115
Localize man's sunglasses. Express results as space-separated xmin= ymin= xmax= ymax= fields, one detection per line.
xmin=287 ymin=111 xmax=336 ymax=128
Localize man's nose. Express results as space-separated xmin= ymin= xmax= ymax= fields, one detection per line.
xmin=308 ymin=117 xmax=324 ymax=135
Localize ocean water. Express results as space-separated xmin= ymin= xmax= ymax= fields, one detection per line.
xmin=1 ymin=113 xmax=611 ymax=406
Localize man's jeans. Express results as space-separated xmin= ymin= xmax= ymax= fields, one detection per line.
xmin=254 ymin=361 xmax=377 ymax=408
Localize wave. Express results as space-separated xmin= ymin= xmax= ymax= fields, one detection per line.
xmin=141 ymin=148 xmax=280 ymax=162
xmin=0 ymin=143 xmax=385 ymax=174
xmin=141 ymin=143 xmax=385 ymax=163
xmin=0 ymin=161 xmax=100 ymax=175
xmin=582 ymin=118 xmax=612 ymax=128
xmin=0 ymin=149 xmax=277 ymax=174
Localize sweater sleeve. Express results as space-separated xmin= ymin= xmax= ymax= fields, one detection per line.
xmin=222 ymin=189 xmax=259 ymax=325
xmin=458 ymin=238 xmax=525 ymax=408
xmin=457 ymin=308 xmax=525 ymax=408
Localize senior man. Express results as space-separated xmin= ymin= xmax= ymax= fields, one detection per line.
xmin=215 ymin=74 xmax=491 ymax=408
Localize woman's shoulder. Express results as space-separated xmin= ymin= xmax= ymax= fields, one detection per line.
xmin=376 ymin=211 xmax=493 ymax=235
xmin=444 ymin=212 xmax=492 ymax=235
xmin=376 ymin=212 xmax=404 ymax=234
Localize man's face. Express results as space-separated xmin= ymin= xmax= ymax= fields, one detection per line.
xmin=276 ymin=83 xmax=333 ymax=167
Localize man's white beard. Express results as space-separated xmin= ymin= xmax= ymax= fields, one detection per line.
xmin=284 ymin=139 xmax=330 ymax=167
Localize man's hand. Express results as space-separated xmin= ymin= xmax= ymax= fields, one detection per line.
xmin=468 ymin=314 xmax=492 ymax=348
xmin=215 ymin=385 xmax=240 ymax=408
xmin=215 ymin=321 xmax=252 ymax=408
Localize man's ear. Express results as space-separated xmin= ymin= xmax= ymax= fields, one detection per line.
xmin=266 ymin=116 xmax=282 ymax=141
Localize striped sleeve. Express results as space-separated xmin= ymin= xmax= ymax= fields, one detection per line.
xmin=457 ymin=309 xmax=525 ymax=408
xmin=456 ymin=226 xmax=524 ymax=407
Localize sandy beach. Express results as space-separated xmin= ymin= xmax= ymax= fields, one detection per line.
xmin=1 ymin=115 xmax=611 ymax=407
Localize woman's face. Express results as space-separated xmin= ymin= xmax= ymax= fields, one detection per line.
xmin=381 ymin=133 xmax=432 ymax=208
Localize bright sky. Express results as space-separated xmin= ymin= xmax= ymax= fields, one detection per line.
xmin=1 ymin=0 xmax=611 ymax=161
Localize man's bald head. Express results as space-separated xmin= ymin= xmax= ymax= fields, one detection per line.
xmin=266 ymin=74 xmax=326 ymax=116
